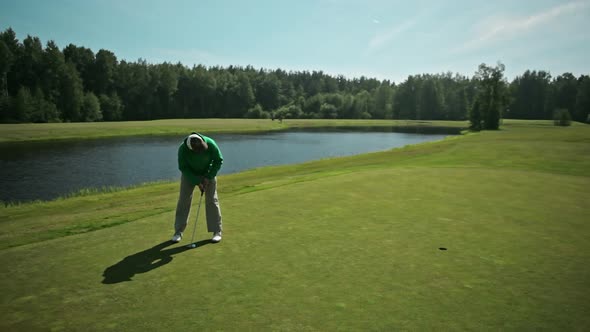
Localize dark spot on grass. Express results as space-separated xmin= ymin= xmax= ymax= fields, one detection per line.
xmin=439 ymin=247 xmax=447 ymax=251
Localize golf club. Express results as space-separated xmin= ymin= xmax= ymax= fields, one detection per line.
xmin=186 ymin=189 xmax=204 ymax=249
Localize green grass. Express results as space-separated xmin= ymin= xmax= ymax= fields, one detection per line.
xmin=0 ymin=118 xmax=468 ymax=143
xmin=0 ymin=120 xmax=589 ymax=331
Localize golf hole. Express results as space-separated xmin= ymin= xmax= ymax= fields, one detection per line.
xmin=439 ymin=247 xmax=447 ymax=251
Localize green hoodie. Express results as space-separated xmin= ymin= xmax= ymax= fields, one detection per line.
xmin=178 ymin=133 xmax=224 ymax=185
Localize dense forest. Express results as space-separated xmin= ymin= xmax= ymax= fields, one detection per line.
xmin=1 ymin=27 xmax=589 ymax=128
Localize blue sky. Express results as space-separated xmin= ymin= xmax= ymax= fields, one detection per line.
xmin=1 ymin=0 xmax=589 ymax=83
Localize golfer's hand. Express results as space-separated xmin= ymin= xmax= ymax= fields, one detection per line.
xmin=198 ymin=178 xmax=209 ymax=193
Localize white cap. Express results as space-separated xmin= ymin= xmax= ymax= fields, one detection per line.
xmin=187 ymin=134 xmax=202 ymax=150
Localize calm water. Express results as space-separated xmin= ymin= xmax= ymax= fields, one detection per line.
xmin=0 ymin=128 xmax=456 ymax=203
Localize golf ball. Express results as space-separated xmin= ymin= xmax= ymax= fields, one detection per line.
xmin=190 ymin=244 xmax=196 ymax=248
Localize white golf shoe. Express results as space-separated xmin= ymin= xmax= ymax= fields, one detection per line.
xmin=211 ymin=232 xmax=222 ymax=243
xmin=171 ymin=234 xmax=182 ymax=243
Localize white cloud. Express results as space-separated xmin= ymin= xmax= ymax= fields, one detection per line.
xmin=365 ymin=5 xmax=442 ymax=56
xmin=372 ymin=18 xmax=380 ymax=24
xmin=452 ymin=1 xmax=590 ymax=55
xmin=366 ymin=18 xmax=417 ymax=54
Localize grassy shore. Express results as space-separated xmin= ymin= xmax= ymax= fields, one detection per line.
xmin=0 ymin=120 xmax=589 ymax=330
xmin=0 ymin=118 xmax=469 ymax=143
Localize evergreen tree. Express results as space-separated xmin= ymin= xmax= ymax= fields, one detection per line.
xmin=0 ymin=40 xmax=11 ymax=97
xmin=18 ymin=35 xmax=44 ymax=91
xmin=255 ymin=74 xmax=281 ymax=111
xmin=59 ymin=62 xmax=84 ymax=121
xmin=551 ymin=73 xmax=578 ymax=120
xmin=469 ymin=98 xmax=483 ymax=131
xmin=1 ymin=28 xmax=21 ymax=96
xmin=42 ymin=40 xmax=65 ymax=105
xmin=0 ymin=94 xmax=11 ymax=122
xmin=574 ymin=75 xmax=590 ymax=123
xmin=91 ymin=49 xmax=117 ymax=95
xmin=509 ymin=70 xmax=552 ymax=119
xmin=418 ymin=78 xmax=444 ymax=120
xmin=63 ymin=44 xmax=95 ymax=91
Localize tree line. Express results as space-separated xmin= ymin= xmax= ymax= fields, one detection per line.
xmin=1 ymin=27 xmax=589 ymax=129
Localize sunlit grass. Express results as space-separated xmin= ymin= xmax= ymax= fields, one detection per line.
xmin=0 ymin=121 xmax=588 ymax=330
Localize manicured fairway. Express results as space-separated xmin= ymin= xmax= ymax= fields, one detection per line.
xmin=1 ymin=121 xmax=588 ymax=331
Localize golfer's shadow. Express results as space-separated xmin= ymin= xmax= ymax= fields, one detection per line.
xmin=102 ymin=240 xmax=211 ymax=284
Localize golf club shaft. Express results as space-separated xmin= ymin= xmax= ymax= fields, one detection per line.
xmin=188 ymin=190 xmax=204 ymax=245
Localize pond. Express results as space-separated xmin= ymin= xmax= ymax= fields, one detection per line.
xmin=0 ymin=127 xmax=459 ymax=203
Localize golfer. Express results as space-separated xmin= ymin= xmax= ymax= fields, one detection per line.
xmin=172 ymin=132 xmax=223 ymax=243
